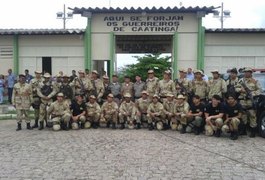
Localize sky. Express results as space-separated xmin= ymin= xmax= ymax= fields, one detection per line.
xmin=1 ymin=0 xmax=265 ymax=67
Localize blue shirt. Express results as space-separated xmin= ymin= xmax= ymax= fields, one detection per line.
xmin=0 ymin=79 xmax=4 ymax=88
xmin=25 ymin=74 xmax=33 ymax=83
xmin=186 ymin=73 xmax=194 ymax=81
xmin=7 ymin=73 xmax=16 ymax=88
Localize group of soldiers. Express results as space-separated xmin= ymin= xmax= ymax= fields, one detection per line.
xmin=12 ymin=67 xmax=262 ymax=140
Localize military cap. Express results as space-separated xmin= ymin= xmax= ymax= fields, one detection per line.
xmin=43 ymin=73 xmax=51 ymax=78
xmin=211 ymin=69 xmax=220 ymax=74
xmin=78 ymin=70 xmax=85 ymax=74
xmin=243 ymin=67 xmax=253 ymax=73
xmin=56 ymin=74 xmax=62 ymax=78
xmin=141 ymin=90 xmax=149 ymax=95
xmin=57 ymin=92 xmax=64 ymax=97
xmin=152 ymin=94 xmax=159 ymax=99
xmin=92 ymin=70 xmax=99 ymax=74
xmin=194 ymin=70 xmax=204 ymax=75
xmin=148 ymin=69 xmax=154 ymax=74
xmin=230 ymin=68 xmax=238 ymax=74
xmin=34 ymin=70 xmax=42 ymax=74
xmin=107 ymin=93 xmax=114 ymax=98
xmin=19 ymin=74 xmax=25 ymax=78
xmin=164 ymin=70 xmax=171 ymax=74
xmin=179 ymin=69 xmax=187 ymax=73
xmin=166 ymin=93 xmax=174 ymax=97
xmin=89 ymin=95 xmax=96 ymax=99
xmin=177 ymin=94 xmax=185 ymax=99
xmin=103 ymin=75 xmax=109 ymax=79
xmin=124 ymin=93 xmax=131 ymax=98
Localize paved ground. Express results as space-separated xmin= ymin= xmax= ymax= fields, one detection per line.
xmin=1 ymin=120 xmax=265 ymax=180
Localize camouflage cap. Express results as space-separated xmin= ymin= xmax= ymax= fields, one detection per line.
xmin=211 ymin=69 xmax=220 ymax=74
xmin=177 ymin=94 xmax=185 ymax=99
xmin=194 ymin=70 xmax=203 ymax=75
xmin=78 ymin=70 xmax=85 ymax=74
xmin=108 ymin=93 xmax=114 ymax=98
xmin=92 ymin=70 xmax=99 ymax=74
xmin=152 ymin=94 xmax=160 ymax=99
xmin=124 ymin=93 xmax=131 ymax=98
xmin=89 ymin=95 xmax=96 ymax=99
xmin=57 ymin=92 xmax=64 ymax=97
xmin=141 ymin=90 xmax=149 ymax=95
xmin=43 ymin=73 xmax=51 ymax=78
xmin=19 ymin=74 xmax=25 ymax=78
xmin=102 ymin=75 xmax=109 ymax=79
xmin=179 ymin=69 xmax=187 ymax=73
xmin=243 ymin=67 xmax=253 ymax=72
xmin=148 ymin=69 xmax=154 ymax=74
xmin=164 ymin=70 xmax=171 ymax=74
xmin=34 ymin=70 xmax=42 ymax=74
xmin=166 ymin=93 xmax=175 ymax=97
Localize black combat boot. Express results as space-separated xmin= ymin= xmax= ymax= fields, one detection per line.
xmin=112 ymin=123 xmax=116 ymax=129
xmin=249 ymin=127 xmax=256 ymax=138
xmin=31 ymin=119 xmax=38 ymax=128
xmin=65 ymin=122 xmax=70 ymax=131
xmin=94 ymin=122 xmax=99 ymax=129
xmin=16 ymin=123 xmax=22 ymax=131
xmin=38 ymin=121 xmax=44 ymax=130
xmin=215 ymin=129 xmax=221 ymax=137
xmin=148 ymin=123 xmax=154 ymax=131
xmin=194 ymin=126 xmax=200 ymax=135
xmin=80 ymin=123 xmax=85 ymax=129
xmin=180 ymin=125 xmax=186 ymax=134
xmin=239 ymin=123 xmax=247 ymax=135
xmin=231 ymin=131 xmax=239 ymax=140
xmin=27 ymin=123 xmax=33 ymax=130
xmin=136 ymin=123 xmax=141 ymax=130
xmin=106 ymin=121 xmax=110 ymax=128
xmin=119 ymin=123 xmax=125 ymax=130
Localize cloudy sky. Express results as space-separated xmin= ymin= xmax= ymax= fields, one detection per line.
xmin=1 ymin=0 xmax=264 ymax=67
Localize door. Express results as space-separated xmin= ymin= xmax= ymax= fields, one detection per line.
xmin=42 ymin=57 xmax=52 ymax=75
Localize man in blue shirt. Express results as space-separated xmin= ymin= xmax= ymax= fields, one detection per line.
xmin=6 ymin=69 xmax=17 ymax=104
xmin=25 ymin=69 xmax=33 ymax=84
xmin=186 ymin=68 xmax=194 ymax=81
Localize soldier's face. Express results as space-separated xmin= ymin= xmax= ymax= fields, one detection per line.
xmin=44 ymin=77 xmax=49 ymax=82
xmin=163 ymin=73 xmax=170 ymax=79
xmin=177 ymin=98 xmax=184 ymax=104
xmin=79 ymin=73 xmax=85 ymax=78
xmin=148 ymin=73 xmax=154 ymax=78
xmin=63 ymin=77 xmax=69 ymax=83
xmin=103 ymin=79 xmax=109 ymax=83
xmin=125 ymin=78 xmax=130 ymax=83
xmin=76 ymin=95 xmax=83 ymax=102
xmin=230 ymin=72 xmax=237 ymax=79
xmin=211 ymin=98 xmax=219 ymax=106
xmin=107 ymin=97 xmax=113 ymax=102
xmin=142 ymin=94 xmax=148 ymax=99
xmin=57 ymin=96 xmax=63 ymax=102
xmin=112 ymin=77 xmax=118 ymax=82
xmin=244 ymin=72 xmax=252 ymax=78
xmin=152 ymin=97 xmax=158 ymax=103
xmin=167 ymin=96 xmax=173 ymax=101
xmin=195 ymin=73 xmax=202 ymax=79
xmin=92 ymin=73 xmax=97 ymax=79
xmin=89 ymin=98 xmax=96 ymax=103
xmin=212 ymin=73 xmax=219 ymax=79
xmin=20 ymin=77 xmax=26 ymax=83
xmin=35 ymin=73 xmax=41 ymax=78
xmin=179 ymin=72 xmax=186 ymax=78
xmin=135 ymin=76 xmax=141 ymax=82
xmin=192 ymin=98 xmax=200 ymax=104
xmin=227 ymin=97 xmax=235 ymax=105
xmin=125 ymin=97 xmax=130 ymax=102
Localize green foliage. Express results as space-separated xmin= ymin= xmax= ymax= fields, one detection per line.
xmin=118 ymin=54 xmax=171 ymax=81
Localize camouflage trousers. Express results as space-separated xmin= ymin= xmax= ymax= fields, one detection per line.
xmin=87 ymin=113 xmax=100 ymax=123
xmin=39 ymin=103 xmax=50 ymax=122
xmin=135 ymin=113 xmax=148 ymax=123
xmin=72 ymin=115 xmax=86 ymax=123
xmin=222 ymin=117 xmax=240 ymax=133
xmin=119 ymin=113 xmax=136 ymax=124
xmin=205 ymin=118 xmax=223 ymax=136
xmin=186 ymin=116 xmax=203 ymax=133
xmin=147 ymin=114 xmax=166 ymax=124
xmin=52 ymin=113 xmax=71 ymax=124
xmin=16 ymin=109 xmax=30 ymax=124
xmin=103 ymin=112 xmax=118 ymax=124
xmin=240 ymin=100 xmax=257 ymax=128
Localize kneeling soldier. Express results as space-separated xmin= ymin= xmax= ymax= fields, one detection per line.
xmin=135 ymin=91 xmax=150 ymax=129
xmin=100 ymin=94 xmax=118 ymax=129
xmin=86 ymin=95 xmax=101 ymax=129
xmin=223 ymin=95 xmax=243 ymax=140
xmin=13 ymin=74 xmax=33 ymax=131
xmin=205 ymin=95 xmax=224 ymax=137
xmin=147 ymin=94 xmax=166 ymax=130
xmin=186 ymin=95 xmax=204 ymax=135
xmin=119 ymin=93 xmax=137 ymax=129
xmin=163 ymin=93 xmax=176 ymax=130
xmin=174 ymin=94 xmax=190 ymax=134
xmin=70 ymin=94 xmax=86 ymax=129
xmin=47 ymin=93 xmax=71 ymax=131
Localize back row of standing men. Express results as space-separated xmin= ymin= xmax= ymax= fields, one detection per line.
xmin=12 ymin=67 xmax=262 ymax=139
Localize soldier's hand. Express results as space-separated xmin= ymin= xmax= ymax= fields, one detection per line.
xmin=241 ymin=88 xmax=246 ymax=93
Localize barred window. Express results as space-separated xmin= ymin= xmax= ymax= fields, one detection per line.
xmin=0 ymin=47 xmax=13 ymax=59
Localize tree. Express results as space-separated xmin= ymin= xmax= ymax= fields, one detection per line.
xmin=118 ymin=54 xmax=171 ymax=81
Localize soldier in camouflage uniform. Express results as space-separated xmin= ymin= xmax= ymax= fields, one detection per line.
xmin=12 ymin=74 xmax=33 ymax=131
xmin=100 ymin=94 xmax=119 ymax=129
xmin=86 ymin=95 xmax=101 ymax=129
xmin=30 ymin=70 xmax=43 ymax=128
xmin=145 ymin=70 xmax=159 ymax=98
xmin=91 ymin=70 xmax=104 ymax=104
xmin=59 ymin=74 xmax=74 ymax=105
xmin=189 ymin=70 xmax=208 ymax=103
xmin=121 ymin=76 xmax=134 ymax=98
xmin=47 ymin=93 xmax=71 ymax=131
xmin=147 ymin=94 xmax=166 ymax=130
xmin=102 ymin=75 xmax=111 ymax=103
xmin=226 ymin=68 xmax=240 ymax=99
xmin=236 ymin=67 xmax=262 ymax=137
xmin=208 ymin=70 xmax=227 ymax=100
xmin=175 ymin=69 xmax=189 ymax=97
xmin=156 ymin=70 xmax=176 ymax=101
xmin=37 ymin=73 xmax=57 ymax=130
xmin=119 ymin=93 xmax=137 ymax=129
xmin=163 ymin=93 xmax=177 ymax=130
xmin=173 ymin=94 xmax=190 ymax=133
xmin=135 ymin=91 xmax=150 ymax=129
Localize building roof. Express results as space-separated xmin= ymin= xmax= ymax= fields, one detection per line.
xmin=206 ymin=28 xmax=265 ymax=33
xmin=0 ymin=29 xmax=85 ymax=35
xmin=70 ymin=6 xmax=217 ymax=15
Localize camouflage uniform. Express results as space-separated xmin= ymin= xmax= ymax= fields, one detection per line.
xmin=147 ymin=96 xmax=166 ymax=128
xmin=156 ymin=79 xmax=176 ymax=99
xmin=163 ymin=95 xmax=177 ymax=129
xmin=86 ymin=98 xmax=101 ymax=125
xmin=135 ymin=94 xmax=150 ymax=124
xmin=189 ymin=79 xmax=208 ymax=101
xmin=121 ymin=82 xmax=134 ymax=97
xmin=101 ymin=95 xmax=119 ymax=128
xmin=72 ymin=76 xmax=93 ymax=98
xmin=208 ymin=77 xmax=227 ymax=99
xmin=91 ymin=78 xmax=104 ymax=103
xmin=173 ymin=96 xmax=190 ymax=132
xmin=146 ymin=77 xmax=159 ymax=98
xmin=119 ymin=95 xmax=137 ymax=128
xmin=12 ymin=80 xmax=32 ymax=128
xmin=175 ymin=78 xmax=189 ymax=96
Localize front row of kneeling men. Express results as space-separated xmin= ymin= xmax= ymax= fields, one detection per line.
xmin=26 ymin=89 xmax=242 ymax=140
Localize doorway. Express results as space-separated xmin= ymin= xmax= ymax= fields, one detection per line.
xmin=42 ymin=57 xmax=52 ymax=75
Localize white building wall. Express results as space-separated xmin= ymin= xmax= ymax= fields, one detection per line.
xmin=0 ymin=36 xmax=13 ymax=74
xmin=205 ymin=33 xmax=265 ymax=76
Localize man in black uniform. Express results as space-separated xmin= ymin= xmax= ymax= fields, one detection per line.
xmin=223 ymin=95 xmax=243 ymax=140
xmin=186 ymin=95 xmax=204 ymax=135
xmin=204 ymin=95 xmax=224 ymax=137
xmin=70 ymin=94 xmax=86 ymax=129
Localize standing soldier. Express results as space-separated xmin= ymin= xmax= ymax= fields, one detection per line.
xmin=100 ymin=94 xmax=119 ymax=129
xmin=12 ymin=74 xmax=33 ymax=131
xmin=145 ymin=69 xmax=159 ymax=98
xmin=86 ymin=95 xmax=101 ymax=129
xmin=30 ymin=70 xmax=43 ymax=128
xmin=222 ymin=95 xmax=243 ymax=140
xmin=226 ymin=68 xmax=240 ymax=99
xmin=119 ymin=93 xmax=137 ymax=129
xmin=186 ymin=95 xmax=204 ymax=135
xmin=53 ymin=74 xmax=62 ymax=94
xmin=70 ymin=94 xmax=86 ymax=129
xmin=121 ymin=76 xmax=134 ymax=98
xmin=135 ymin=91 xmax=150 ymax=129
xmin=133 ymin=75 xmax=145 ymax=101
xmin=174 ymin=95 xmax=190 ymax=134
xmin=109 ymin=74 xmax=122 ymax=105
xmin=72 ymin=70 xmax=93 ymax=100
xmin=47 ymin=93 xmax=71 ymax=131
xmin=147 ymin=94 xmax=166 ymax=130
xmin=237 ymin=67 xmax=262 ymax=137
xmin=163 ymin=93 xmax=177 ymax=130
xmin=37 ymin=73 xmax=57 ymax=130
xmin=175 ymin=69 xmax=189 ymax=97
xmin=102 ymin=75 xmax=111 ymax=103
xmin=189 ymin=70 xmax=208 ymax=103
xmin=91 ymin=70 xmax=104 ymax=104
xmin=208 ymin=70 xmax=227 ymax=100
xmin=156 ymin=70 xmax=176 ymax=101
xmin=204 ymin=95 xmax=224 ymax=137
xmin=59 ymin=75 xmax=74 ymax=105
